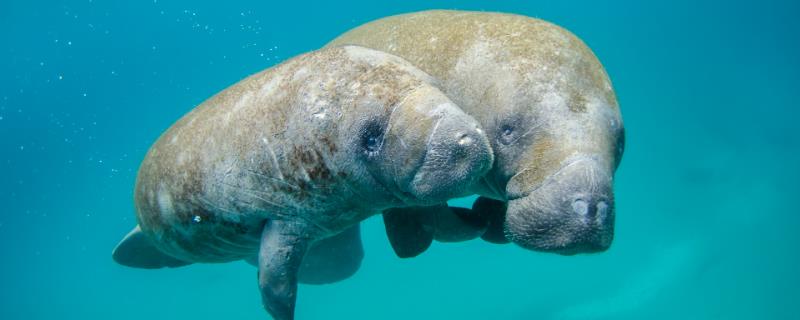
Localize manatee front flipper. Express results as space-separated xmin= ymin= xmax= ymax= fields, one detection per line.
xmin=257 ymin=220 xmax=310 ymax=320
xmin=381 ymin=198 xmax=509 ymax=259
xmin=112 ymin=225 xmax=192 ymax=269
xmin=471 ymin=197 xmax=510 ymax=244
xmin=432 ymin=205 xmax=488 ymax=242
xmin=382 ymin=207 xmax=435 ymax=258
xmin=382 ymin=203 xmax=490 ymax=258
xmin=298 ymin=224 xmax=364 ymax=284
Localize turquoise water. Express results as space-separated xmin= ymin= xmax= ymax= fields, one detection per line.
xmin=2 ymin=0 xmax=798 ymax=319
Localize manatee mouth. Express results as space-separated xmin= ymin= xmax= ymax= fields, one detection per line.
xmin=503 ymin=156 xmax=615 ymax=254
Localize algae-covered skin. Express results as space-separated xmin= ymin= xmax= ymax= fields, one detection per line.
xmin=111 ymin=45 xmax=493 ymax=320
xmin=329 ymin=10 xmax=624 ymax=255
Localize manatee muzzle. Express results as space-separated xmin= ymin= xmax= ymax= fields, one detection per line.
xmin=408 ymin=113 xmax=493 ymax=204
xmin=504 ymin=156 xmax=615 ymax=254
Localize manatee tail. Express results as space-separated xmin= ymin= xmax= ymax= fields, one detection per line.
xmin=112 ymin=225 xmax=192 ymax=269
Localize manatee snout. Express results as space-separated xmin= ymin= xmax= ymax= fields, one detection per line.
xmin=409 ymin=106 xmax=493 ymax=203
xmin=505 ymin=157 xmax=614 ymax=254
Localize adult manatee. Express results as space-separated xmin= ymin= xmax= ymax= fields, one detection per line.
xmin=328 ymin=10 xmax=625 ymax=256
xmin=112 ymin=45 xmax=493 ymax=320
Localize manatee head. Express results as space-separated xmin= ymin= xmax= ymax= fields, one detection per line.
xmin=337 ymin=46 xmax=494 ymax=208
xmin=486 ymin=24 xmax=624 ymax=255
xmin=379 ymin=85 xmax=494 ymax=204
xmin=502 ymin=118 xmax=624 ymax=255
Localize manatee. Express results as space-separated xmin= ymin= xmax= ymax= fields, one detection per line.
xmin=111 ymin=45 xmax=493 ymax=320
xmin=328 ymin=10 xmax=625 ymax=256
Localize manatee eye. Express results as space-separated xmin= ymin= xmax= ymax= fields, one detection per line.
xmin=499 ymin=124 xmax=515 ymax=145
xmin=366 ymin=136 xmax=380 ymax=150
xmin=361 ymin=121 xmax=385 ymax=157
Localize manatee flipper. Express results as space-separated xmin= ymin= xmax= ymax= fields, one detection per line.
xmin=471 ymin=197 xmax=511 ymax=244
xmin=258 ymin=220 xmax=310 ymax=320
xmin=298 ymin=224 xmax=364 ymax=285
xmin=112 ymin=225 xmax=192 ymax=269
xmin=382 ymin=203 xmax=492 ymax=258
xmin=432 ymin=206 xmax=489 ymax=242
xmin=382 ymin=207 xmax=435 ymax=258
xmin=246 ymin=225 xmax=364 ymax=284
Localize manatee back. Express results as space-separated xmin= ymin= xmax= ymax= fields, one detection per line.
xmin=132 ymin=46 xmax=440 ymax=263
xmin=329 ymin=10 xmax=617 ymax=120
xmin=133 ymin=51 xmax=341 ymax=262
xmin=132 ymin=66 xmax=287 ymax=262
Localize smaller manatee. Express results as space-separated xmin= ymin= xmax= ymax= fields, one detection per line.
xmin=112 ymin=45 xmax=493 ymax=320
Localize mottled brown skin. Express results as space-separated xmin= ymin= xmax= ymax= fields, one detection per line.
xmin=134 ymin=45 xmax=492 ymax=262
xmin=329 ymin=10 xmax=624 ymax=253
xmin=126 ymin=45 xmax=494 ymax=319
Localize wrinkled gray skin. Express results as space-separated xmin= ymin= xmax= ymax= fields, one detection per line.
xmin=111 ymin=46 xmax=493 ymax=320
xmin=329 ymin=10 xmax=624 ymax=255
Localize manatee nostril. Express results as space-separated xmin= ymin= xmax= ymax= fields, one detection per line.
xmin=457 ymin=133 xmax=473 ymax=146
xmin=596 ymin=200 xmax=609 ymax=220
xmin=572 ymin=199 xmax=589 ymax=216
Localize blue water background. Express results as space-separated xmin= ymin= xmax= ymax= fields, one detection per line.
xmin=1 ymin=0 xmax=798 ymax=319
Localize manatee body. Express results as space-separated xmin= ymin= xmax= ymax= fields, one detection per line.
xmin=112 ymin=45 xmax=493 ymax=320
xmin=329 ymin=10 xmax=624 ymax=255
